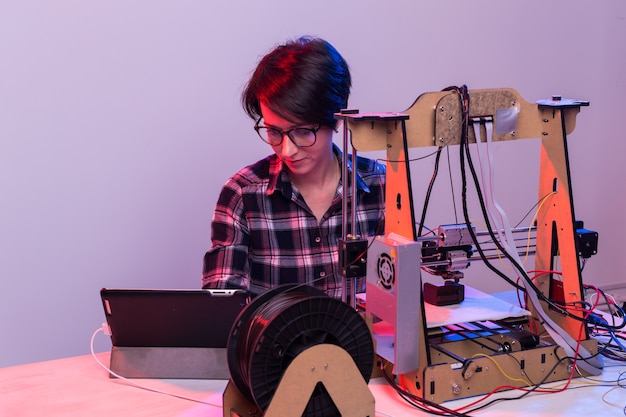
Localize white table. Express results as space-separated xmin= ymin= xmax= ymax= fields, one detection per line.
xmin=1 ymin=351 xmax=624 ymax=416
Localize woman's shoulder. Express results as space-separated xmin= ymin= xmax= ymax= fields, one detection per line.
xmin=227 ymin=154 xmax=277 ymax=186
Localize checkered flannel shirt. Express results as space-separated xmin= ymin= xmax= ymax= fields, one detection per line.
xmin=202 ymin=145 xmax=385 ymax=299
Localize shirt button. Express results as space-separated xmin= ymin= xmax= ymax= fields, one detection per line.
xmin=319 ymin=272 xmax=326 ymax=277
xmin=315 ymin=237 xmax=321 ymax=243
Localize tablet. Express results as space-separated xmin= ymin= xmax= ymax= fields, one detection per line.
xmin=99 ymin=288 xmax=250 ymax=378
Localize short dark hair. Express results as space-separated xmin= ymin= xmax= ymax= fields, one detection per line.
xmin=242 ymin=36 xmax=351 ymax=129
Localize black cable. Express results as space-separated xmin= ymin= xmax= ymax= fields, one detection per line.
xmin=585 ymin=285 xmax=626 ymax=330
xmin=449 ymin=86 xmax=611 ymax=335
xmin=417 ymin=147 xmax=443 ymax=238
xmin=445 ymin=145 xmax=459 ymax=225
xmin=464 ymin=353 xmax=573 ymax=413
xmin=380 ymin=363 xmax=473 ymax=417
xmin=465 ymin=342 xmax=618 ymax=414
xmin=513 ymin=192 xmax=554 ymax=228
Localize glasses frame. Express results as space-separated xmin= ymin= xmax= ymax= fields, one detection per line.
xmin=254 ymin=118 xmax=322 ymax=148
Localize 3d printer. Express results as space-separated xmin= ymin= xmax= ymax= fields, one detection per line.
xmin=339 ymin=86 xmax=602 ymax=404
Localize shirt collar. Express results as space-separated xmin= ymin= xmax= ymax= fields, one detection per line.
xmin=266 ymin=144 xmax=371 ymax=196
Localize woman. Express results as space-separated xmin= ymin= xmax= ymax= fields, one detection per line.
xmin=202 ymin=36 xmax=385 ymax=299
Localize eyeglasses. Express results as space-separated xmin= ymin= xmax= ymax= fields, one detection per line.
xmin=254 ymin=118 xmax=321 ymax=147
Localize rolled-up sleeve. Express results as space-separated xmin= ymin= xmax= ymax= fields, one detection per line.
xmin=202 ymin=179 xmax=250 ymax=290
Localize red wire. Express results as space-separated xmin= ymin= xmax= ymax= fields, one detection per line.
xmin=455 ymin=272 xmax=597 ymax=412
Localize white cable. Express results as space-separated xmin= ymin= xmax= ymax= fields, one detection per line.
xmin=91 ymin=325 xmax=396 ymax=416
xmin=90 ymin=326 xmax=221 ymax=407
xmin=473 ymin=120 xmax=510 ymax=260
xmin=601 ymin=385 xmax=626 ymax=411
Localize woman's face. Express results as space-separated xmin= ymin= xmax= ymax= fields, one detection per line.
xmin=259 ymin=102 xmax=334 ymax=179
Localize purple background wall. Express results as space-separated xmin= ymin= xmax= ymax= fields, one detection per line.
xmin=1 ymin=0 xmax=624 ymax=367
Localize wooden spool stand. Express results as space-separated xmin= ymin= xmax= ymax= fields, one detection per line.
xmin=223 ymin=344 xmax=375 ymax=417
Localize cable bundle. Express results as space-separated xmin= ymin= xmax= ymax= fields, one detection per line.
xmin=227 ymin=284 xmax=374 ymax=416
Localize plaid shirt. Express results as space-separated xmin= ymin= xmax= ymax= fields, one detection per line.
xmin=202 ymin=145 xmax=385 ymax=299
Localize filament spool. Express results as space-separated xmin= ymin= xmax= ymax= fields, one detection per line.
xmin=227 ymin=284 xmax=374 ymax=416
